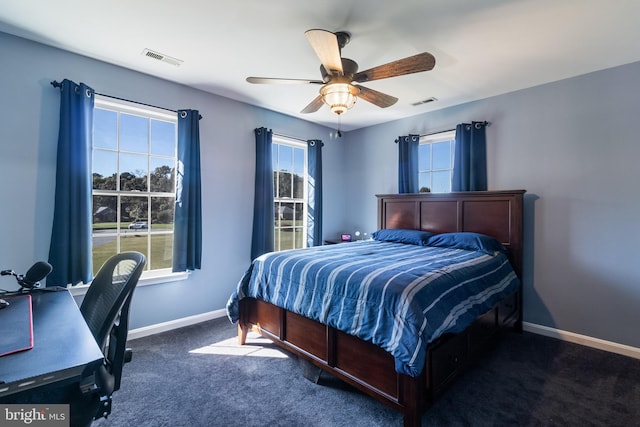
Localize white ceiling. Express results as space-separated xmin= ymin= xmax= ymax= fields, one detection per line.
xmin=2 ymin=0 xmax=640 ymax=131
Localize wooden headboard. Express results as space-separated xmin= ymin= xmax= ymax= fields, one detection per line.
xmin=376 ymin=190 xmax=525 ymax=278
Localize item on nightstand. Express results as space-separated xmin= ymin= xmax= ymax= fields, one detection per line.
xmin=341 ymin=233 xmax=352 ymax=242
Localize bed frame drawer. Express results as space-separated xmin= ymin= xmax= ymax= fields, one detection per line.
xmin=285 ymin=311 xmax=327 ymax=360
xmin=334 ymin=330 xmax=398 ymax=399
xmin=427 ymin=331 xmax=468 ymax=394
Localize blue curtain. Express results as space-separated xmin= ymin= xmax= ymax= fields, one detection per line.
xmin=47 ymin=79 xmax=94 ymax=286
xmin=172 ymin=110 xmax=202 ymax=272
xmin=452 ymin=121 xmax=488 ymax=191
xmin=397 ymin=134 xmax=419 ymax=193
xmin=307 ymin=139 xmax=323 ymax=247
xmin=251 ymin=127 xmax=274 ymax=259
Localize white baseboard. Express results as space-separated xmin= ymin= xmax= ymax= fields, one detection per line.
xmin=127 ymin=313 xmax=640 ymax=361
xmin=127 ymin=309 xmax=227 ymax=341
xmin=523 ymin=322 xmax=640 ymax=360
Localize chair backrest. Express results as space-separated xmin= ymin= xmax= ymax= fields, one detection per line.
xmin=80 ymin=252 xmax=146 ymax=349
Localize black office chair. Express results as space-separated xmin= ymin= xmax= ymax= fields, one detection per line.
xmin=73 ymin=251 xmax=146 ymax=426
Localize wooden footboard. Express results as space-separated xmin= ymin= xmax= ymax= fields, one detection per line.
xmin=238 ymin=291 xmax=520 ymax=427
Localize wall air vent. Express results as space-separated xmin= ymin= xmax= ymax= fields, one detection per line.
xmin=141 ymin=48 xmax=183 ymax=67
xmin=411 ymin=97 xmax=438 ymax=106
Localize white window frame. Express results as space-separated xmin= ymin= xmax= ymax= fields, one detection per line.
xmin=272 ymin=135 xmax=308 ymax=252
xmin=73 ymin=96 xmax=187 ymax=295
xmin=419 ymin=130 xmax=456 ymax=193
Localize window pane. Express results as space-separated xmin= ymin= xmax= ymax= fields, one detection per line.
xmin=92 ymin=195 xmax=117 ymax=231
xmin=278 ymin=227 xmax=294 ymax=251
xmin=93 ymin=150 xmax=117 ymax=190
xmin=292 ymin=228 xmax=303 ymax=249
xmin=277 ymin=202 xmax=295 ymax=223
xmin=274 ymin=229 xmax=282 ymax=252
xmin=272 ymin=144 xmax=278 ymax=168
xmin=432 ymin=171 xmax=451 ymax=193
xmin=150 ymin=234 xmax=173 ymax=270
xmin=278 ymin=144 xmax=293 ymax=171
xmin=418 ymin=144 xmax=431 ymax=171
xmin=120 ymin=196 xmax=148 ymax=225
xmin=120 ymin=153 xmax=148 ymax=191
xmin=150 ymin=158 xmax=175 ymax=193
xmin=272 ymin=168 xmax=278 ymax=200
xmin=121 ymin=235 xmax=148 ymax=261
xmin=294 ymin=202 xmax=304 ymax=224
xmin=151 ymin=196 xmax=174 ymax=228
xmin=278 ymin=201 xmax=295 ymax=251
xmin=432 ymin=141 xmax=451 ymax=170
xmin=276 ymin=171 xmax=293 ymax=198
xmin=120 ymin=114 xmax=148 ymax=153
xmin=151 ymin=120 xmax=175 ymax=156
xmin=94 ymin=109 xmax=117 ymax=150
xmin=293 ymin=171 xmax=304 ymax=199
xmin=419 ymin=172 xmax=431 ymax=192
xmin=92 ymin=235 xmax=118 ymax=276
xmin=293 ymin=147 xmax=305 ymax=175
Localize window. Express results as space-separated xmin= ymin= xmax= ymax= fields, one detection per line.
xmin=92 ymin=96 xmax=177 ymax=276
xmin=272 ymin=136 xmax=307 ymax=251
xmin=418 ymin=130 xmax=455 ymax=193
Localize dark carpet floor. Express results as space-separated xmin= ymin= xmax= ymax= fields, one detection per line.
xmin=93 ymin=317 xmax=640 ymax=427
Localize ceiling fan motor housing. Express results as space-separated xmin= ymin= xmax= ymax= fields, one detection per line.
xmin=320 ymin=58 xmax=359 ymax=82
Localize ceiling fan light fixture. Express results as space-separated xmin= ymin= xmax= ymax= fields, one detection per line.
xmin=320 ymin=83 xmax=358 ymax=115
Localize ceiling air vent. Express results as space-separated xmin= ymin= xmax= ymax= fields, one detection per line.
xmin=411 ymin=97 xmax=437 ymax=106
xmin=141 ymin=48 xmax=183 ymax=67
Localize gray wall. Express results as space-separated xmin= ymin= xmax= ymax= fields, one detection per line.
xmin=344 ymin=61 xmax=640 ymax=348
xmin=2 ymin=30 xmax=639 ymax=350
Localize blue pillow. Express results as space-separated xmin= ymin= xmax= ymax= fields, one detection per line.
xmin=372 ymin=229 xmax=433 ymax=246
xmin=426 ymin=232 xmax=506 ymax=255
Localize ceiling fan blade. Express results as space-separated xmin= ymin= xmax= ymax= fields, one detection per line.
xmin=301 ymin=95 xmax=325 ymax=114
xmin=247 ymin=77 xmax=323 ymax=85
xmin=353 ymin=52 xmax=436 ymax=83
xmin=305 ymin=29 xmax=343 ymax=76
xmin=356 ymin=85 xmax=398 ymax=108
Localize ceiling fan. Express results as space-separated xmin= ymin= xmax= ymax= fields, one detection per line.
xmin=247 ymin=29 xmax=436 ymax=116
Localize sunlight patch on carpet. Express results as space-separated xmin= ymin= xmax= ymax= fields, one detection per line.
xmin=189 ymin=331 xmax=290 ymax=358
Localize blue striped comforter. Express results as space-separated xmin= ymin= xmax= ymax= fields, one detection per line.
xmin=226 ymin=240 xmax=519 ymax=377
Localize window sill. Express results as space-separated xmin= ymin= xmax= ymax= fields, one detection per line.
xmin=68 ymin=270 xmax=190 ymax=298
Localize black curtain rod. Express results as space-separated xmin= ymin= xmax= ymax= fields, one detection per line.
xmin=422 ymin=128 xmax=455 ymax=137
xmin=421 ymin=121 xmax=490 ymax=137
xmin=50 ymin=80 xmax=203 ymax=120
xmin=395 ymin=122 xmax=490 ymax=143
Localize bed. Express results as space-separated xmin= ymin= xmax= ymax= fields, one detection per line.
xmin=227 ymin=190 xmax=525 ymax=427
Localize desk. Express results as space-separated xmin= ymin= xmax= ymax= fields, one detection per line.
xmin=0 ymin=290 xmax=103 ymax=399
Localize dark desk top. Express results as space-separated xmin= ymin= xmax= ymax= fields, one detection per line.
xmin=0 ymin=290 xmax=103 ymax=398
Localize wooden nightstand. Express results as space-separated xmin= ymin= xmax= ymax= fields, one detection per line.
xmin=323 ymin=239 xmax=352 ymax=245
